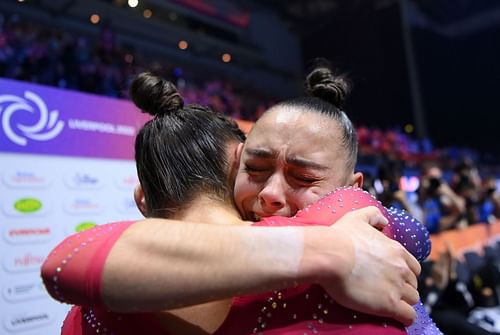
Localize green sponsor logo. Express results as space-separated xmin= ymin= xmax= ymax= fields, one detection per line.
xmin=14 ymin=198 xmax=42 ymax=213
xmin=75 ymin=222 xmax=97 ymax=232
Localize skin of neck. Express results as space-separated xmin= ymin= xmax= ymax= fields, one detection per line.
xmin=175 ymin=194 xmax=246 ymax=226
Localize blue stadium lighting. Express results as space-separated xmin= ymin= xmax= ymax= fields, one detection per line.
xmin=173 ymin=67 xmax=183 ymax=77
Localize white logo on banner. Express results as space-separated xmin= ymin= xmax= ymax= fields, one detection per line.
xmin=0 ymin=91 xmax=64 ymax=146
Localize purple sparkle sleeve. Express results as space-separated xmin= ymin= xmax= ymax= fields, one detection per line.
xmin=406 ymin=301 xmax=443 ymax=335
xmin=384 ymin=208 xmax=442 ymax=334
xmin=384 ymin=207 xmax=431 ymax=262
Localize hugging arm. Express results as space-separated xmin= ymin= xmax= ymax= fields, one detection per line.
xmin=41 ymin=207 xmax=420 ymax=326
xmin=42 ymin=219 xmax=308 ymax=311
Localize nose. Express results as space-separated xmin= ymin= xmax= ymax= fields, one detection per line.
xmin=258 ymin=173 xmax=286 ymax=213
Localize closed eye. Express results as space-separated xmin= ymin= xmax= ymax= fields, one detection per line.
xmin=296 ymin=176 xmax=318 ymax=183
xmin=289 ymin=171 xmax=321 ymax=184
xmin=244 ymin=165 xmax=269 ymax=173
xmin=293 ymin=176 xmax=320 ymax=184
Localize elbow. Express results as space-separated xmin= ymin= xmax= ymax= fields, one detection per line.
xmin=40 ymin=253 xmax=64 ymax=303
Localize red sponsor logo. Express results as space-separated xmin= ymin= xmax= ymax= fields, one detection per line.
xmin=9 ymin=228 xmax=51 ymax=237
xmin=11 ymin=176 xmax=46 ymax=184
xmin=14 ymin=253 xmax=45 ymax=267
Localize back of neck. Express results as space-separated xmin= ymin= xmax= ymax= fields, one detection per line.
xmin=173 ymin=195 xmax=243 ymax=226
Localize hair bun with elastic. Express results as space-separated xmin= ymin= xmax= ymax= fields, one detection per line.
xmin=305 ymin=59 xmax=351 ymax=109
xmin=130 ymin=72 xmax=184 ymax=117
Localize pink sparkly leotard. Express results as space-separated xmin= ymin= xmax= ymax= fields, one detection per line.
xmin=42 ymin=187 xmax=442 ymax=334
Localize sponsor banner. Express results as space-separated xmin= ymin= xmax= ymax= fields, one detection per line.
xmin=3 ymin=251 xmax=46 ymax=273
xmin=64 ymin=197 xmax=105 ymax=215
xmin=3 ymin=310 xmax=54 ymax=332
xmin=2 ymin=280 xmax=47 ymax=303
xmin=68 ymin=221 xmax=98 ymax=235
xmin=3 ymin=225 xmax=53 ymax=245
xmin=115 ymin=173 xmax=139 ymax=190
xmin=64 ymin=171 xmax=105 ymax=190
xmin=2 ymin=196 xmax=50 ymax=217
xmin=2 ymin=168 xmax=52 ymax=189
xmin=0 ymin=78 xmax=150 ymax=159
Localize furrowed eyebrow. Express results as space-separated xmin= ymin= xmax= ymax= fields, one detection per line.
xmin=246 ymin=148 xmax=328 ymax=171
xmin=245 ymin=148 xmax=277 ymax=159
xmin=287 ymin=157 xmax=329 ymax=171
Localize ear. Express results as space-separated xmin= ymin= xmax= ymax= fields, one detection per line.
xmin=350 ymin=171 xmax=364 ymax=188
xmin=134 ymin=184 xmax=147 ymax=217
xmin=228 ymin=142 xmax=244 ymax=172
xmin=227 ymin=142 xmax=244 ymax=186
xmin=235 ymin=142 xmax=244 ymax=168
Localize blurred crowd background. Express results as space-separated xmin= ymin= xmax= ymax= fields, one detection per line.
xmin=1 ymin=0 xmax=500 ymax=333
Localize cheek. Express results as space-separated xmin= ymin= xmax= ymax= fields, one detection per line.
xmin=294 ymin=188 xmax=324 ymax=209
xmin=234 ymin=174 xmax=258 ymax=205
xmin=321 ymin=174 xmax=348 ymax=193
xmin=296 ymin=180 xmax=342 ymax=208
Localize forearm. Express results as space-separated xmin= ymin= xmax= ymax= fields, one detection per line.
xmin=102 ymin=219 xmax=319 ymax=312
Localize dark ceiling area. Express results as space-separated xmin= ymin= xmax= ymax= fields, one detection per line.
xmin=267 ymin=0 xmax=500 ymax=157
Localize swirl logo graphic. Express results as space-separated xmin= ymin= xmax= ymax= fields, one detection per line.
xmin=0 ymin=91 xmax=64 ymax=146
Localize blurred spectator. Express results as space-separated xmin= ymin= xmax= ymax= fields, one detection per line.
xmin=452 ymin=160 xmax=483 ymax=226
xmin=452 ymin=159 xmax=482 ymax=193
xmin=478 ymin=176 xmax=500 ymax=224
xmin=417 ymin=162 xmax=466 ymax=234
xmin=376 ymin=159 xmax=415 ymax=215
xmin=362 ymin=171 xmax=377 ymax=197
xmin=0 ymin=14 xmax=273 ymax=121
xmin=419 ymin=242 xmax=497 ymax=335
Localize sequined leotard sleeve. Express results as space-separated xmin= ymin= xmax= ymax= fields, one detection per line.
xmin=41 ymin=221 xmax=136 ymax=307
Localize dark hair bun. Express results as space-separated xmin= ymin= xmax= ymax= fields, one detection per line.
xmin=130 ymin=72 xmax=184 ymax=117
xmin=305 ymin=59 xmax=351 ymax=108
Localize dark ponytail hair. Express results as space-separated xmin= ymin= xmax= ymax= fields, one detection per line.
xmin=132 ymin=73 xmax=246 ymax=217
xmin=271 ymin=59 xmax=357 ymax=171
